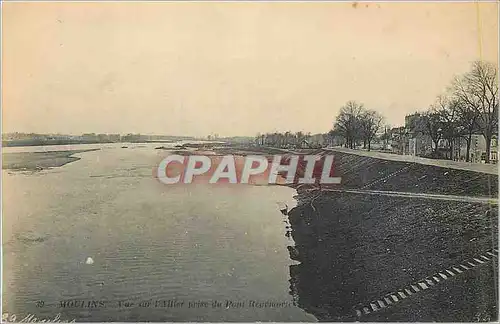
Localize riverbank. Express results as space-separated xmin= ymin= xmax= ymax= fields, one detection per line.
xmin=3 ymin=144 xmax=497 ymax=321
xmin=210 ymin=145 xmax=497 ymax=197
xmin=326 ymin=147 xmax=498 ymax=176
xmin=2 ymin=149 xmax=99 ymax=171
xmin=280 ymin=148 xmax=498 ymax=321
xmin=210 ymin=145 xmax=498 ymax=321
xmin=286 ymin=191 xmax=497 ymax=321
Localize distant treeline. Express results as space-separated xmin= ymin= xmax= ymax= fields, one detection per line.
xmin=1 ymin=131 xmax=203 ymax=147
xmin=2 ymin=139 xmax=117 ymax=147
xmin=2 ymin=136 xmax=195 ymax=147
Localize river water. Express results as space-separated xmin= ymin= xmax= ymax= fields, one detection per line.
xmin=2 ymin=143 xmax=316 ymax=322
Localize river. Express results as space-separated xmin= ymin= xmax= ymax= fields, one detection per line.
xmin=2 ymin=143 xmax=316 ymax=322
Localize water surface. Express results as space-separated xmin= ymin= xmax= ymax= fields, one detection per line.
xmin=2 ymin=144 xmax=315 ymax=322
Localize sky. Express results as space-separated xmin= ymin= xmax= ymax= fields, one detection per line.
xmin=2 ymin=2 xmax=498 ymax=137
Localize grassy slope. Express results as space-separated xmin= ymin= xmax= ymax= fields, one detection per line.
xmin=285 ymin=150 xmax=498 ymax=321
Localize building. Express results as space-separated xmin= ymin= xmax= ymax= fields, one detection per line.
xmin=405 ymin=113 xmax=434 ymax=157
xmin=390 ymin=126 xmax=407 ymax=154
xmin=459 ymin=134 xmax=498 ymax=163
xmin=390 ymin=112 xmax=498 ymax=163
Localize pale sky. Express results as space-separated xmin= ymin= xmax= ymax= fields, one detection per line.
xmin=2 ymin=2 xmax=498 ymax=137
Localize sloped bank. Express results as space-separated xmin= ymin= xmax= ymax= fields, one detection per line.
xmin=327 ymin=149 xmax=498 ymax=197
xmin=285 ymin=150 xmax=498 ymax=322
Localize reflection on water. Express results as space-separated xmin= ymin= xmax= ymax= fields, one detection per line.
xmin=2 ymin=144 xmax=315 ymax=322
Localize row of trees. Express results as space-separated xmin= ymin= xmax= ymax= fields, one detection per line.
xmin=254 ymin=61 xmax=497 ymax=162
xmin=255 ymin=131 xmax=314 ymax=148
xmin=331 ymin=101 xmax=384 ymax=151
xmin=420 ymin=61 xmax=498 ymax=162
xmin=330 ymin=60 xmax=497 ymax=162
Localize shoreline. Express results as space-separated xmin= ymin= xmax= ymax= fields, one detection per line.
xmin=207 ymin=145 xmax=498 ymax=321
xmin=326 ymin=147 xmax=499 ymax=176
xmin=2 ymin=149 xmax=100 ymax=171
xmin=3 ymin=144 xmax=497 ymax=321
xmin=208 ymin=145 xmax=498 ymax=197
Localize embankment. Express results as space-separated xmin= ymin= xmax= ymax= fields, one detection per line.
xmin=326 ymin=149 xmax=497 ymax=198
xmin=285 ymin=149 xmax=498 ymax=322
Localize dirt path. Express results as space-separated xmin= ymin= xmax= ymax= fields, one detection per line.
xmin=325 ymin=147 xmax=498 ymax=175
xmin=318 ymin=188 xmax=498 ymax=205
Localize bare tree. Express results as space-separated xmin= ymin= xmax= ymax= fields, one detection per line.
xmin=453 ymin=61 xmax=498 ymax=163
xmin=295 ymin=131 xmax=304 ymax=148
xmin=422 ymin=109 xmax=444 ymax=157
xmin=333 ymin=101 xmax=364 ymax=149
xmin=284 ymin=131 xmax=292 ymax=147
xmin=455 ymin=98 xmax=479 ymax=162
xmin=433 ymin=95 xmax=460 ymax=160
xmin=359 ymin=110 xmax=383 ymax=151
xmin=255 ymin=133 xmax=261 ymax=145
xmin=379 ymin=124 xmax=392 ymax=151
